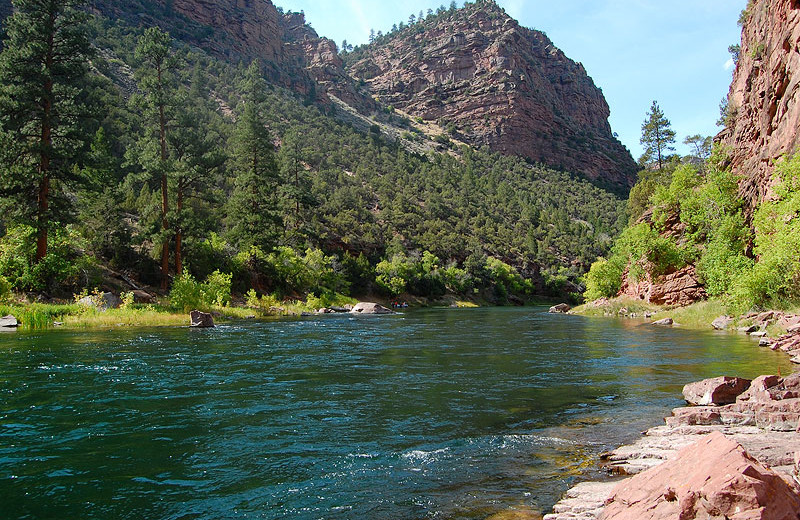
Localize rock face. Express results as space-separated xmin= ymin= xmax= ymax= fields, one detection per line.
xmin=89 ymin=0 xmax=373 ymax=109
xmin=600 ymin=431 xmax=800 ymax=520
xmin=350 ymin=302 xmax=393 ymax=315
xmin=719 ymin=0 xmax=800 ymax=219
xmin=619 ymin=264 xmax=706 ymax=307
xmin=682 ymin=376 xmax=752 ymax=406
xmin=345 ymin=1 xmax=637 ymax=189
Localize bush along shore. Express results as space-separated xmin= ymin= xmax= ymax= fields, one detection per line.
xmin=546 ymin=298 xmax=800 ymax=520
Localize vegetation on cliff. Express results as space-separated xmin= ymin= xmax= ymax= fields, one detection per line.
xmin=0 ymin=0 xmax=628 ymax=309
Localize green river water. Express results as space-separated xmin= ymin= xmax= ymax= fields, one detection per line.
xmin=0 ymin=307 xmax=791 ymax=519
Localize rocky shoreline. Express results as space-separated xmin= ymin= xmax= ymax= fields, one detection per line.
xmin=545 ymin=369 xmax=800 ymax=519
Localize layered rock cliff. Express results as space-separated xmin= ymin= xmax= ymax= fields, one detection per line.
xmin=86 ymin=0 xmax=374 ymax=109
xmin=719 ymin=0 xmax=800 ymax=216
xmin=345 ymin=1 xmax=638 ymax=189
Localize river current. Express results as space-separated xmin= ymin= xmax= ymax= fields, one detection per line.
xmin=0 ymin=307 xmax=791 ymax=519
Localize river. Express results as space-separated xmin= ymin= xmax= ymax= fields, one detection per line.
xmin=0 ymin=307 xmax=791 ymax=519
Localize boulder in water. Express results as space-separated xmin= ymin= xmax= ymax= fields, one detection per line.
xmin=350 ymin=302 xmax=393 ymax=314
xmin=190 ymin=310 xmax=215 ymax=328
xmin=548 ymin=303 xmax=571 ymax=314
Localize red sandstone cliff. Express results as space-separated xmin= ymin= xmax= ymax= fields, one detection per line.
xmin=719 ymin=0 xmax=800 ymax=216
xmin=345 ymin=1 xmax=638 ymax=189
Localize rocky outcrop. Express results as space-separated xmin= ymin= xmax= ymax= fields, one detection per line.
xmin=345 ymin=1 xmax=637 ymax=190
xmin=547 ymin=372 xmax=800 ymax=520
xmin=682 ymin=376 xmax=752 ymax=406
xmin=619 ymin=264 xmax=706 ymax=307
xmin=719 ymin=0 xmax=800 ymax=219
xmin=78 ymin=292 xmax=123 ymax=311
xmin=90 ymin=0 xmax=373 ymax=108
xmin=600 ymin=431 xmax=800 ymax=520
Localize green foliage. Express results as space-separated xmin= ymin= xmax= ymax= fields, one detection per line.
xmin=169 ymin=269 xmax=233 ymax=311
xmin=732 ymin=154 xmax=800 ymax=309
xmin=0 ymin=225 xmax=94 ymax=292
xmin=0 ymin=275 xmax=10 ymax=302
xmin=613 ymin=223 xmax=686 ymax=281
xmin=583 ymin=257 xmax=625 ymax=301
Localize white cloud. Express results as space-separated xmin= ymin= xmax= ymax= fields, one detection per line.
xmin=724 ymin=58 xmax=735 ymax=71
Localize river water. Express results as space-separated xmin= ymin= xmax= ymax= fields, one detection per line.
xmin=0 ymin=307 xmax=791 ymax=519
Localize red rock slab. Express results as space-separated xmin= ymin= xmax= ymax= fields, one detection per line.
xmin=683 ymin=376 xmax=752 ymax=406
xmin=600 ymin=431 xmax=800 ymax=520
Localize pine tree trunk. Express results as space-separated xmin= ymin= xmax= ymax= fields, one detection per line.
xmin=158 ymin=67 xmax=170 ymax=291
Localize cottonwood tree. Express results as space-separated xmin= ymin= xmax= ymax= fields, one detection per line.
xmin=0 ymin=0 xmax=93 ymax=262
xmin=640 ymin=100 xmax=675 ymax=170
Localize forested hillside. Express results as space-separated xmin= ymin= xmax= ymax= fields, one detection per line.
xmin=0 ymin=1 xmax=628 ymax=305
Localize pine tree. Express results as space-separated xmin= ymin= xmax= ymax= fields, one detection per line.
xmin=640 ymin=100 xmax=676 ymax=170
xmin=133 ymin=27 xmax=179 ymax=290
xmin=0 ymin=0 xmax=93 ymax=262
xmin=226 ymin=62 xmax=281 ymax=252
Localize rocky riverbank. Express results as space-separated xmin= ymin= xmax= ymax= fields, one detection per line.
xmin=545 ymin=373 xmax=800 ymax=519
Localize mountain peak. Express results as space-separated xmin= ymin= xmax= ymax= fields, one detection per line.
xmin=345 ymin=2 xmax=637 ymax=188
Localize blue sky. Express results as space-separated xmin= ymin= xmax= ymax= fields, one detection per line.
xmin=279 ymin=0 xmax=745 ymax=160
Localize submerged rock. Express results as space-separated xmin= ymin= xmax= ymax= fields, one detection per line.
xmin=651 ymin=318 xmax=673 ymax=326
xmin=683 ymin=376 xmax=752 ymax=406
xmin=350 ymin=302 xmax=393 ymax=315
xmin=711 ymin=315 xmax=733 ymax=330
xmin=600 ymin=431 xmax=800 ymax=520
xmin=548 ymin=303 xmax=571 ymax=314
xmin=189 ymin=310 xmax=215 ymax=328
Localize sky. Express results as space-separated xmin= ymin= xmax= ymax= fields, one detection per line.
xmin=278 ymin=0 xmax=745 ymax=160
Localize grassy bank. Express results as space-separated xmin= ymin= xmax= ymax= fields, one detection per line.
xmin=572 ymin=296 xmax=800 ymax=335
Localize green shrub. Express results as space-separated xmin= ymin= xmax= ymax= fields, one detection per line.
xmin=731 ymin=154 xmax=800 ymax=309
xmin=169 ymin=271 xmax=205 ymax=311
xmin=583 ymin=257 xmax=625 ymax=301
xmin=202 ymin=270 xmax=232 ymax=307
xmin=0 ymin=275 xmax=10 ymax=302
xmin=170 ymin=269 xmax=233 ymax=311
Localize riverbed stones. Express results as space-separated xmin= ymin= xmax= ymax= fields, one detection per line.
xmin=600 ymin=431 xmax=800 ymax=520
xmin=0 ymin=315 xmax=18 ymax=328
xmin=711 ymin=315 xmax=734 ymax=330
xmin=548 ymin=303 xmax=571 ymax=314
xmin=189 ymin=310 xmax=215 ymax=328
xmin=651 ymin=318 xmax=673 ymax=326
xmin=682 ymin=376 xmax=751 ymax=405
xmin=350 ymin=302 xmax=393 ymax=314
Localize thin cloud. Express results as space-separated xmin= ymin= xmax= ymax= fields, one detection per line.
xmin=345 ymin=0 xmax=372 ymax=39
xmin=724 ymin=58 xmax=735 ymax=71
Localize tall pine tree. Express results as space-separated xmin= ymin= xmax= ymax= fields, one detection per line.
xmin=226 ymin=62 xmax=281 ymax=252
xmin=133 ymin=27 xmax=179 ymax=290
xmin=0 ymin=0 xmax=93 ymax=262
xmin=640 ymin=100 xmax=676 ymax=170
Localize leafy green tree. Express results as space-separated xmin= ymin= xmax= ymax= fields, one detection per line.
xmin=133 ymin=27 xmax=179 ymax=290
xmin=226 ymin=63 xmax=281 ymax=252
xmin=640 ymin=101 xmax=676 ymax=170
xmin=0 ymin=0 xmax=93 ymax=262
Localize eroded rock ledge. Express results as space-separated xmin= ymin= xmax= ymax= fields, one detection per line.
xmin=545 ymin=374 xmax=800 ymax=520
